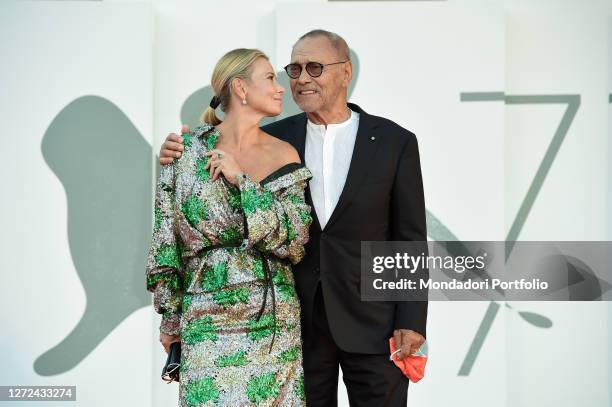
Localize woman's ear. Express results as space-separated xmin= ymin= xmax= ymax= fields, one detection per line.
xmin=231 ymin=78 xmax=247 ymax=101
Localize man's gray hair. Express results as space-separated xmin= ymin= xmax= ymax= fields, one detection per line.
xmin=295 ymin=29 xmax=350 ymax=61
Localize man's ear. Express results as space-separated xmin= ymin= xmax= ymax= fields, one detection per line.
xmin=343 ymin=61 xmax=353 ymax=88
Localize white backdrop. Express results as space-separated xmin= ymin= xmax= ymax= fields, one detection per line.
xmin=0 ymin=2 xmax=154 ymax=406
xmin=0 ymin=0 xmax=610 ymax=406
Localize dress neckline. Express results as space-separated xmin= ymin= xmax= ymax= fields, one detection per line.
xmin=258 ymin=162 xmax=304 ymax=186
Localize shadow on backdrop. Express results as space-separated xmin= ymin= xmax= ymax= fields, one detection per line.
xmin=37 ymin=96 xmax=153 ymax=375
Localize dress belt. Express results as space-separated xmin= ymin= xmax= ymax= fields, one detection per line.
xmin=196 ymin=240 xmax=277 ymax=353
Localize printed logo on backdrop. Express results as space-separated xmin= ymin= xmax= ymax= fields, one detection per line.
xmin=36 ymin=49 xmax=593 ymax=377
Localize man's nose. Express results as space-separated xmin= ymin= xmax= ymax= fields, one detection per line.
xmin=297 ymin=67 xmax=311 ymax=84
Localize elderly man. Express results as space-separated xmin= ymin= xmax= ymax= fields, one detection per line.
xmin=159 ymin=29 xmax=427 ymax=407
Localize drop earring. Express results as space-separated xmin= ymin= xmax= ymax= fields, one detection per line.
xmin=242 ymin=98 xmax=247 ymax=105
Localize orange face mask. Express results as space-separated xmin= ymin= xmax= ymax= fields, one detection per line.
xmin=388 ymin=338 xmax=428 ymax=383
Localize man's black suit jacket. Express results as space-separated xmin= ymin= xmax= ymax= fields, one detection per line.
xmin=262 ymin=103 xmax=428 ymax=354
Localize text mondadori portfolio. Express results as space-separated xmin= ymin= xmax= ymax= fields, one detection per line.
xmin=372 ymin=278 xmax=549 ymax=290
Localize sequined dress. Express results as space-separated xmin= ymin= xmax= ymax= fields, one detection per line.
xmin=146 ymin=124 xmax=313 ymax=406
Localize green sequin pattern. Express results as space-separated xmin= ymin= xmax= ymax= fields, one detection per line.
xmin=246 ymin=372 xmax=280 ymax=404
xmin=201 ymin=263 xmax=228 ymax=292
xmin=241 ymin=186 xmax=274 ymax=215
xmin=145 ymin=125 xmax=312 ymax=405
xmin=195 ymin=157 xmax=210 ymax=182
xmin=214 ymin=351 xmax=249 ymax=368
xmin=219 ymin=225 xmax=240 ymax=244
xmin=247 ymin=312 xmax=281 ymax=341
xmin=277 ymin=345 xmax=301 ymax=363
xmin=213 ymin=287 xmax=249 ymax=308
xmin=272 ymin=266 xmax=297 ymax=301
xmin=155 ymin=244 xmax=181 ymax=269
xmin=154 ymin=207 xmax=162 ymax=230
xmin=182 ymin=132 xmax=194 ymax=148
xmin=183 ymin=316 xmax=218 ymax=344
xmin=184 ymin=376 xmax=220 ymax=406
xmin=181 ymin=195 xmax=208 ymax=227
xmin=295 ymin=374 xmax=306 ymax=401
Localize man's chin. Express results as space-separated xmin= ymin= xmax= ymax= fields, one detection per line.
xmin=294 ymin=101 xmax=320 ymax=113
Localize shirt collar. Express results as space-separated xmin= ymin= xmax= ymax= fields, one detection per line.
xmin=306 ymin=109 xmax=358 ymax=136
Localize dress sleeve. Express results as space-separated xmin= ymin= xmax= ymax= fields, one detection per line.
xmin=145 ymin=162 xmax=184 ymax=336
xmin=237 ymin=168 xmax=313 ymax=264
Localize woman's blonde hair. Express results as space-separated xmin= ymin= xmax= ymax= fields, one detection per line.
xmin=201 ymin=48 xmax=269 ymax=125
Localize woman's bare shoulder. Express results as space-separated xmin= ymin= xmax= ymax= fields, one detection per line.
xmin=261 ymin=133 xmax=300 ymax=165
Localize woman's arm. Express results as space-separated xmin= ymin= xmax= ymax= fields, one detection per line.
xmin=237 ymin=170 xmax=313 ymax=264
xmin=145 ymin=162 xmax=184 ymax=336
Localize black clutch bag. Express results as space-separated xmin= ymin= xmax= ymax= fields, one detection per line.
xmin=161 ymin=342 xmax=181 ymax=383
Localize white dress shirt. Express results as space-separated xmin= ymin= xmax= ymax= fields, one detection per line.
xmin=304 ymin=109 xmax=360 ymax=229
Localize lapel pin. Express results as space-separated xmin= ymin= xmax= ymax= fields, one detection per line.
xmin=370 ymin=136 xmax=375 ymax=141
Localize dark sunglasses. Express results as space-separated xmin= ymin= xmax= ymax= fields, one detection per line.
xmin=283 ymin=60 xmax=348 ymax=79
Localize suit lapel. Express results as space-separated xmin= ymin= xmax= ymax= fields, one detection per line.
xmin=323 ymin=103 xmax=380 ymax=231
xmin=288 ymin=113 xmax=307 ymax=163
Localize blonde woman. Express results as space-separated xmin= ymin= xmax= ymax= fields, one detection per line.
xmin=146 ymin=48 xmax=312 ymax=406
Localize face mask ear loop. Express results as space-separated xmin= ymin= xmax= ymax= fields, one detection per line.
xmin=389 ymin=349 xmax=402 ymax=361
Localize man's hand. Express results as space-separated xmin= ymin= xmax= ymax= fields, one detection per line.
xmin=160 ymin=332 xmax=181 ymax=354
xmin=160 ymin=124 xmax=189 ymax=165
xmin=393 ymin=329 xmax=424 ymax=360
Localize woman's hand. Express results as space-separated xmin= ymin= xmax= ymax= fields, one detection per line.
xmin=160 ymin=332 xmax=181 ymax=354
xmin=205 ymin=149 xmax=244 ymax=185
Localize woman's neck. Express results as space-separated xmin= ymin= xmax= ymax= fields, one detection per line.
xmin=215 ymin=111 xmax=262 ymax=151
